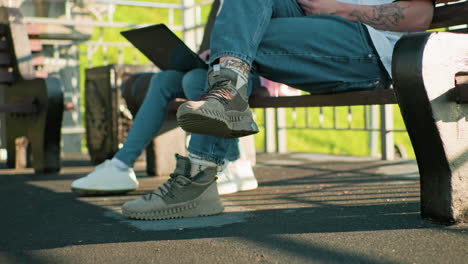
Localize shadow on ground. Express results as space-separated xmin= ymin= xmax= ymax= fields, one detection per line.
xmin=0 ymin=153 xmax=465 ymax=264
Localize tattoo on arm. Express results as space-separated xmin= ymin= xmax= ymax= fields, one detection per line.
xmin=348 ymin=4 xmax=408 ymax=29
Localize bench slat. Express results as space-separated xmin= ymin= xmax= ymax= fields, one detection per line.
xmin=0 ymin=70 xmax=14 ymax=83
xmin=436 ymin=0 xmax=458 ymax=3
xmin=35 ymin=70 xmax=48 ymax=78
xmin=0 ymin=102 xmax=37 ymax=113
xmin=32 ymin=54 xmax=44 ymax=66
xmin=449 ymin=28 xmax=468 ymax=33
xmin=430 ymin=2 xmax=468 ymax=29
xmin=0 ymin=40 xmax=7 ymax=51
xmin=0 ymin=23 xmax=40 ymax=36
xmin=0 ymin=96 xmax=37 ymax=113
xmin=25 ymin=24 xmax=40 ymax=36
xmin=0 ymin=53 xmax=12 ymax=65
xmin=0 ymin=8 xmax=35 ymax=80
xmin=249 ymin=89 xmax=397 ymax=108
xmin=29 ymin=39 xmax=42 ymax=52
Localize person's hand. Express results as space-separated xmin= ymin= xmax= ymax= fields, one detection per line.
xmin=198 ymin=49 xmax=211 ymax=62
xmin=297 ymin=0 xmax=342 ymax=16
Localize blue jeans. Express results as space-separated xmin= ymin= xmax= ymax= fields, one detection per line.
xmin=187 ymin=0 xmax=389 ymax=164
xmin=115 ymin=69 xmax=259 ymax=167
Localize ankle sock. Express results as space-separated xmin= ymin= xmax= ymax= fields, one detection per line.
xmin=188 ymin=154 xmax=217 ymax=177
xmin=111 ymin=157 xmax=130 ymax=170
xmin=218 ymin=57 xmax=250 ymax=82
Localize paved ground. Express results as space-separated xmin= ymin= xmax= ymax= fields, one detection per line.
xmin=0 ymin=153 xmax=466 ymax=264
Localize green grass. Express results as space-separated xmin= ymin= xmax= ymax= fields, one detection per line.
xmin=252 ymin=106 xmax=415 ymax=158
xmin=81 ymin=0 xmax=213 ymax=67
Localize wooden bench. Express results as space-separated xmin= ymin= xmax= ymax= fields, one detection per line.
xmin=247 ymin=1 xmax=468 ymax=225
xmin=251 ymin=1 xmax=467 ymax=108
xmin=89 ymin=0 xmax=466 ymax=224
xmin=0 ymin=7 xmax=64 ymax=173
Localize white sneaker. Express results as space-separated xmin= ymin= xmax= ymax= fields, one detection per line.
xmin=228 ymin=159 xmax=258 ymax=191
xmin=216 ymin=159 xmax=257 ymax=195
xmin=71 ymin=160 xmax=139 ymax=195
xmin=216 ymin=167 xmax=238 ymax=195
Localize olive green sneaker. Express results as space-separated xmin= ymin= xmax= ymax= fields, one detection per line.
xmin=176 ymin=65 xmax=259 ymax=138
xmin=122 ymin=154 xmax=224 ymax=220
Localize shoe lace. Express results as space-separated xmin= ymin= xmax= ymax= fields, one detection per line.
xmin=143 ymin=173 xmax=191 ymax=200
xmin=201 ymin=80 xmax=233 ymax=105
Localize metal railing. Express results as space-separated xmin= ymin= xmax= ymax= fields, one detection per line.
xmin=0 ymin=0 xmax=408 ymax=158
xmin=257 ymin=104 xmax=407 ymax=160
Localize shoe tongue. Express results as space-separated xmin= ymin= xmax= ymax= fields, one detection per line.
xmin=173 ymin=154 xmax=192 ymax=177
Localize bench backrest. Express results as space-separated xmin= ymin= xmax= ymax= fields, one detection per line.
xmin=0 ymin=7 xmax=46 ymax=84
xmin=431 ymin=0 xmax=468 ymax=33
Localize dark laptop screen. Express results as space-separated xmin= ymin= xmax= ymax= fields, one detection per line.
xmin=121 ymin=24 xmax=207 ymax=71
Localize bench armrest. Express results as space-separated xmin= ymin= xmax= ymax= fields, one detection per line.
xmin=392 ymin=31 xmax=468 ymax=224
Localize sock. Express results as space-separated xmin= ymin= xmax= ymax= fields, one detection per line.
xmin=219 ymin=57 xmax=250 ymax=82
xmin=111 ymin=157 xmax=130 ymax=170
xmin=188 ymin=153 xmax=217 ymax=177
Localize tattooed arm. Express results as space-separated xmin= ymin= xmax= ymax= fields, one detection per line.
xmin=297 ymin=0 xmax=434 ymax=32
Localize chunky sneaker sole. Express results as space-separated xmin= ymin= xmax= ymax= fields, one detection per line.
xmin=177 ymin=106 xmax=259 ymax=138
xmin=71 ymin=187 xmax=137 ymax=196
xmin=217 ymin=180 xmax=238 ymax=195
xmin=122 ymin=183 xmax=224 ymax=220
xmin=238 ymin=178 xmax=258 ymax=191
xmin=177 ymin=64 xmax=258 ymax=139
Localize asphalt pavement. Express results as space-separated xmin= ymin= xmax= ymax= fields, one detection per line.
xmin=0 ymin=152 xmax=466 ymax=264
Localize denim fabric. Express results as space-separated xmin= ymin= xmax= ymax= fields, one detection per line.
xmin=187 ymin=72 xmax=260 ymax=164
xmin=115 ymin=70 xmax=191 ymax=167
xmin=188 ymin=0 xmax=389 ymax=164
xmin=115 ymin=68 xmax=259 ymax=167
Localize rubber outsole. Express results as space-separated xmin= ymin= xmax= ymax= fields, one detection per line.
xmin=177 ymin=113 xmax=258 ymax=139
xmin=71 ymin=187 xmax=136 ymax=196
xmin=237 ymin=180 xmax=258 ymax=191
xmin=217 ymin=182 xmax=238 ymax=195
xmin=122 ymin=199 xmax=224 ymax=221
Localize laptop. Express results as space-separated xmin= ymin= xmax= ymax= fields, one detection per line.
xmin=121 ymin=24 xmax=208 ymax=71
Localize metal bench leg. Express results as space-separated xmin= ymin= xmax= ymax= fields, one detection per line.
xmin=393 ymin=32 xmax=468 ymax=224
xmin=5 ymin=78 xmax=63 ymax=173
xmin=6 ymin=130 xmax=16 ymax=169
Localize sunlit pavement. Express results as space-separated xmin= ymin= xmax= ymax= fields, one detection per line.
xmin=0 ymin=153 xmax=466 ymax=264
